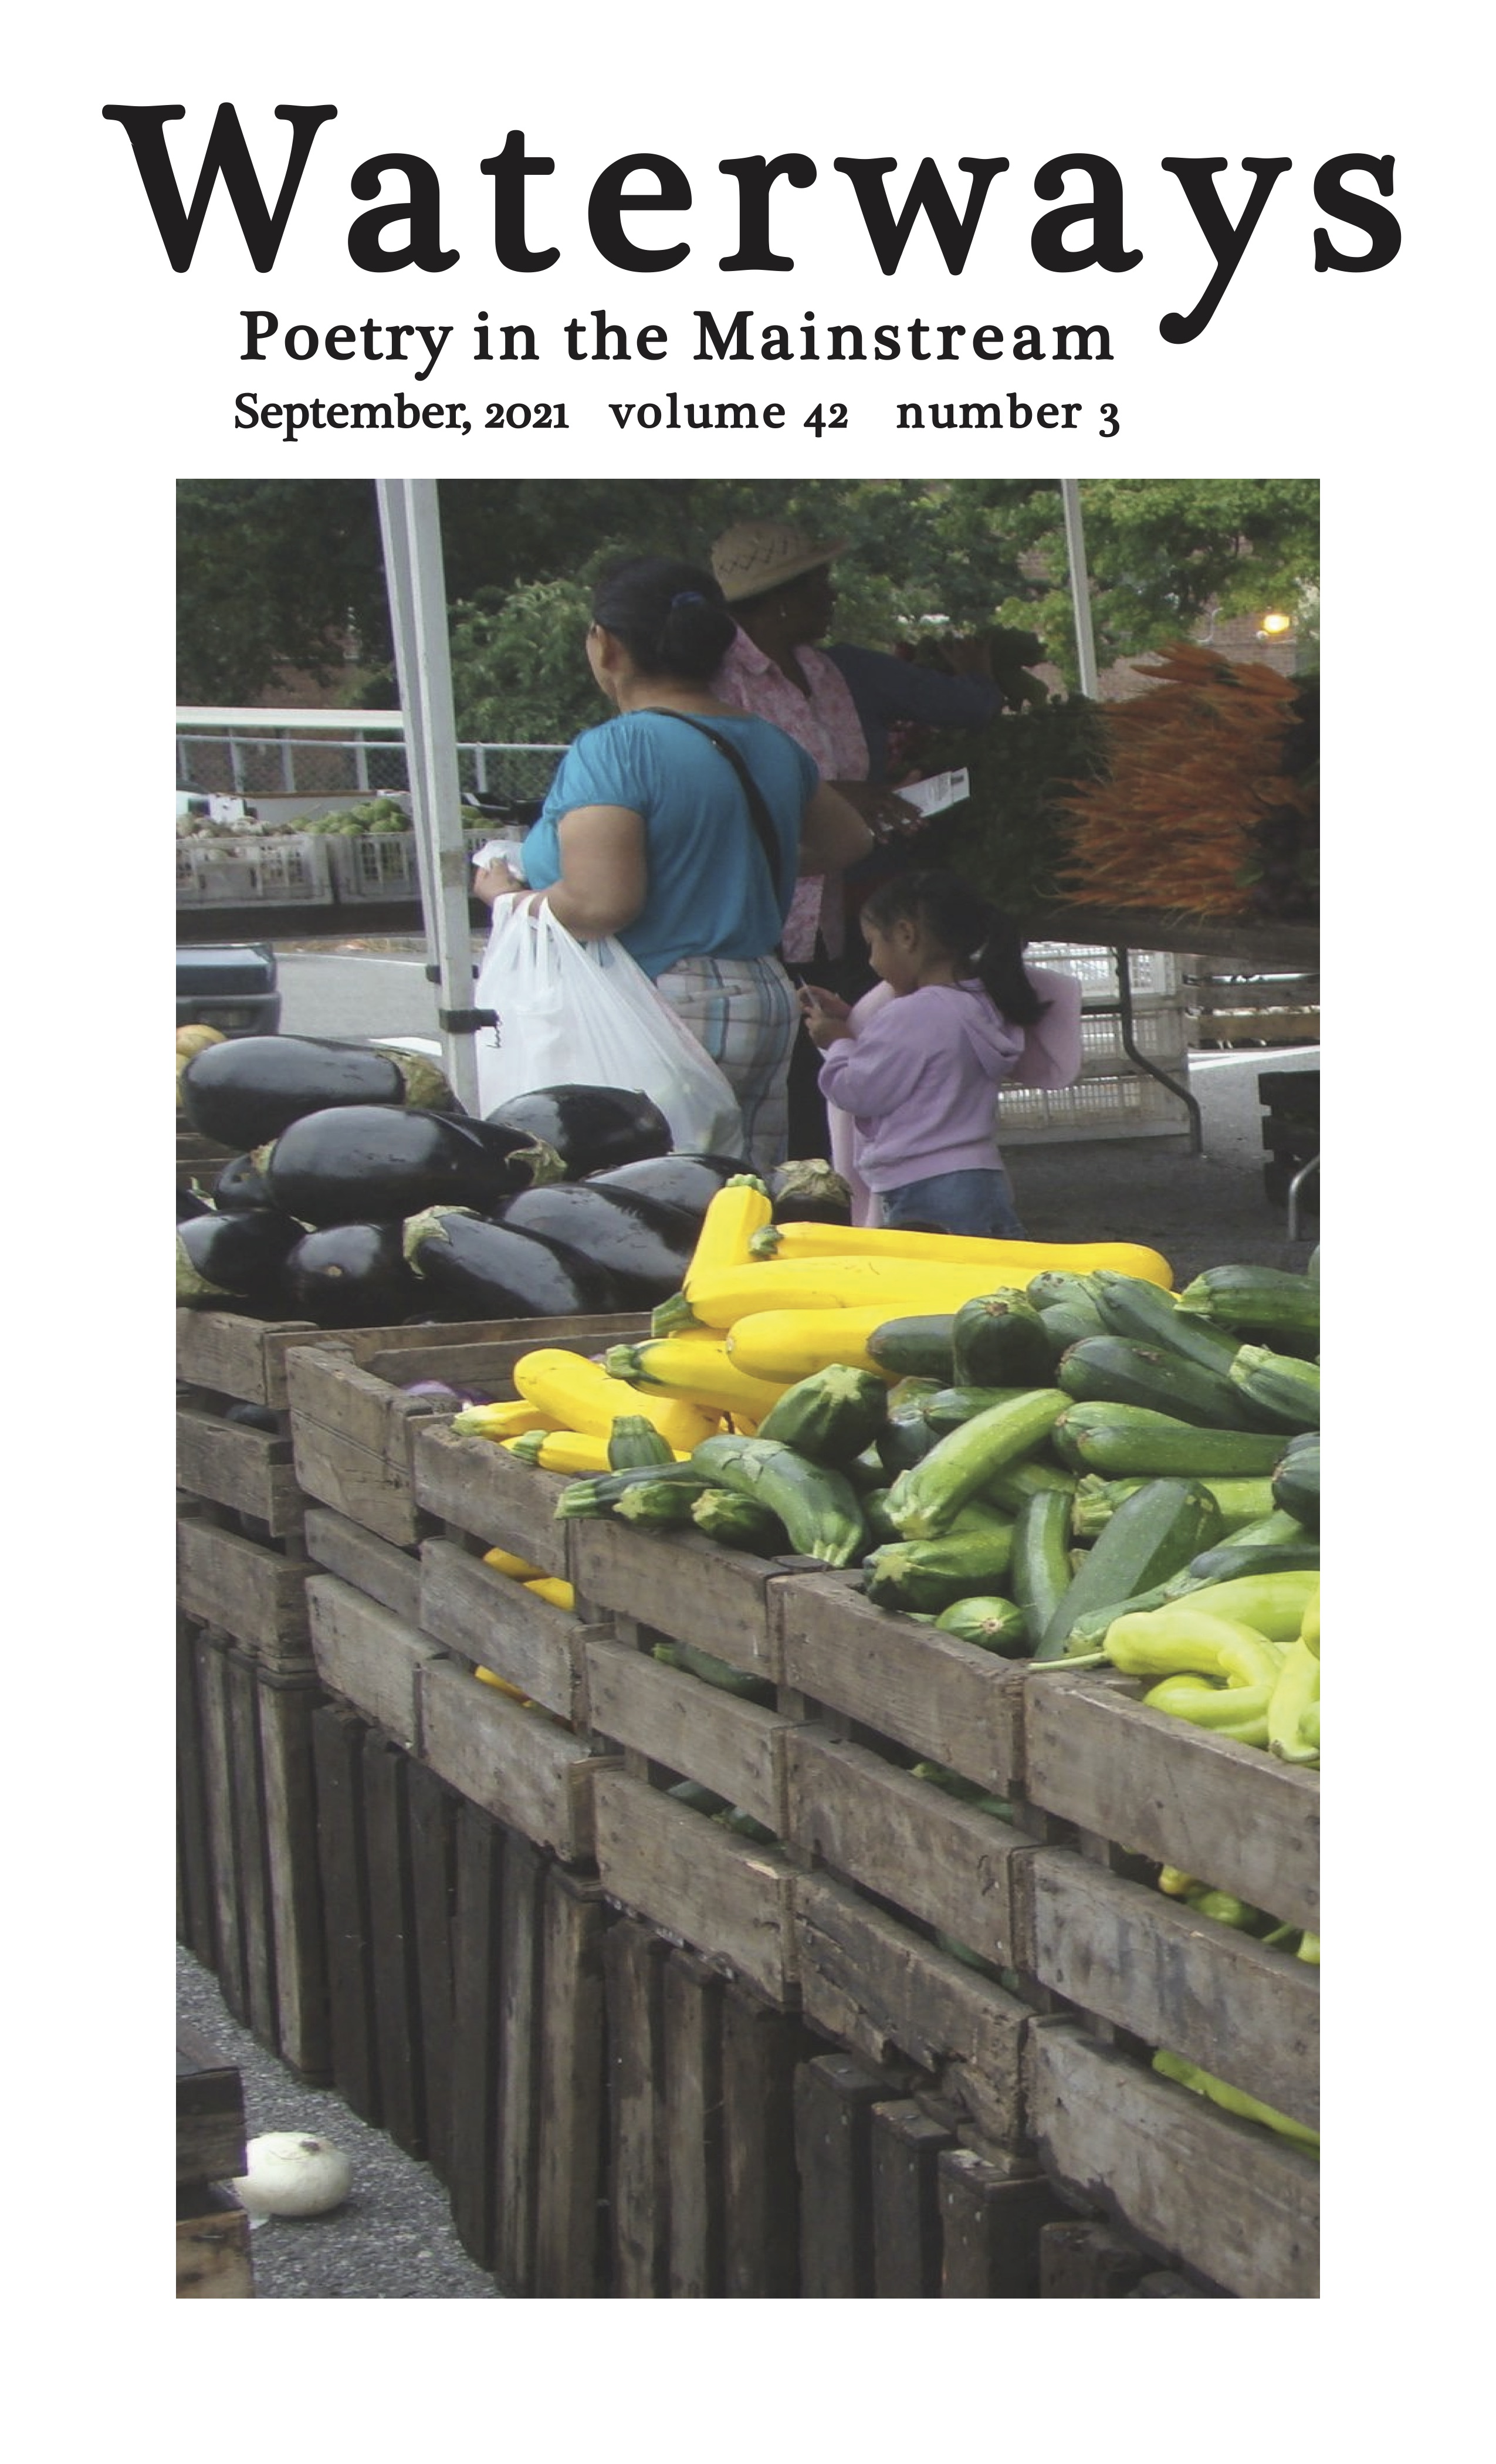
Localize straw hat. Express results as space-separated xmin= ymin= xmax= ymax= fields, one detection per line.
xmin=710 ymin=519 xmax=849 ymax=604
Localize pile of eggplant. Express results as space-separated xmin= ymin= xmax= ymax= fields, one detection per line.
xmin=177 ymin=1034 xmax=757 ymax=1328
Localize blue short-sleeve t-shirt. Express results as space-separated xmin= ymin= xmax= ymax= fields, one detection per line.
xmin=521 ymin=710 xmax=817 ymax=977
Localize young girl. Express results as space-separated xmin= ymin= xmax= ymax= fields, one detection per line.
xmin=799 ymin=869 xmax=1051 ymax=1238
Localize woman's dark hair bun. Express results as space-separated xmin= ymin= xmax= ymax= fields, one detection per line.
xmin=592 ymin=556 xmax=735 ymax=682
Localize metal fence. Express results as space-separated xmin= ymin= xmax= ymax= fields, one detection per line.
xmin=176 ymin=712 xmax=567 ymax=810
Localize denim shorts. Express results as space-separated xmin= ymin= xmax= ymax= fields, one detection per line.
xmin=879 ymin=1167 xmax=1027 ymax=1239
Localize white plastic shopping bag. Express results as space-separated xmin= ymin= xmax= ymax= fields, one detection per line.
xmin=473 ymin=897 xmax=744 ymax=1155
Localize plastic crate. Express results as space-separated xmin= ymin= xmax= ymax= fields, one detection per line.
xmin=175 ymin=834 xmax=333 ymax=907
xmin=1076 ymin=1002 xmax=1190 ymax=1076
xmin=327 ymin=831 xmax=503 ymax=902
xmin=1025 ymin=943 xmax=1183 ymax=1004
xmin=999 ymin=1069 xmax=1193 ymax=1144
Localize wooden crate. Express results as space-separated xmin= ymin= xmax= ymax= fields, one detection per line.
xmin=570 ymin=1519 xmax=800 ymax=1687
xmin=1017 ymin=1844 xmax=1319 ymax=2131
xmin=783 ymin=1730 xmax=1038 ymax=1975
xmin=583 ymin=1629 xmax=796 ymax=1836
xmin=592 ymin=1767 xmax=800 ymax=2007
xmin=776 ymin=1571 xmax=1030 ymax=1799
xmin=417 ymin=1657 xmax=617 ymax=1867
xmin=306 ymin=1572 xmax=444 ymax=1754
xmin=288 ymin=1318 xmax=651 ymax=1551
xmin=177 ymin=2022 xmax=247 ymax=2187
xmin=177 ymin=2191 xmax=255 ymax=2298
xmin=1023 ymin=1668 xmax=1319 ymax=1936
xmin=177 ymin=1402 xmax=304 ymax=1539
xmin=1024 ymin=2023 xmax=1318 ymax=2299
xmin=303 ymin=1505 xmax=422 ymax=1628
xmin=412 ymin=1422 xmax=574 ymax=1576
xmin=177 ymin=1506 xmax=315 ymax=1673
xmin=420 ymin=1535 xmax=601 ymax=1726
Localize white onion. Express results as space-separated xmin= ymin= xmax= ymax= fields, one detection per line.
xmin=231 ymin=2131 xmax=353 ymax=2218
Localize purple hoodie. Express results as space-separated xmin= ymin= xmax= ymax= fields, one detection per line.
xmin=816 ymin=979 xmax=1026 ymax=1190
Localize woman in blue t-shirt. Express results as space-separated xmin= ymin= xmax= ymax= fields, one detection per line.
xmin=476 ymin=557 xmax=874 ymax=1170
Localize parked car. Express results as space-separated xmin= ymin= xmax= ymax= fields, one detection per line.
xmin=177 ymin=943 xmax=281 ymax=1037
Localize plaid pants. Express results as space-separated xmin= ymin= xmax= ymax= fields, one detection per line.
xmin=653 ymin=953 xmax=798 ymax=1174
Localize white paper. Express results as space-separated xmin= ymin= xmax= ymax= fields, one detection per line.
xmin=893 ymin=768 xmax=969 ymax=818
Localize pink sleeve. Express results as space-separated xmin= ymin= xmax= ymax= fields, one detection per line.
xmin=824 ymin=981 xmax=894 ymax=1226
xmin=1009 ymin=966 xmax=1084 ymax=1089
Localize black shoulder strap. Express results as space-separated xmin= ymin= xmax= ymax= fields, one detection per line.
xmin=643 ymin=709 xmax=793 ymax=913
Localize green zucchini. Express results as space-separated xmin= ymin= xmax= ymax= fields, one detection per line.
xmin=886 ymin=1389 xmax=1068 ymax=1541
xmin=613 ymin=1478 xmax=702 ymax=1530
xmin=1174 ymin=1264 xmax=1321 ymax=1342
xmin=606 ymin=1414 xmax=675 ymax=1471
xmin=951 ymin=1289 xmax=1055 ymax=1387
xmin=1025 ymin=1270 xmax=1103 ymax=1312
xmin=1037 ymin=1297 xmax=1110 ymax=1359
xmin=689 ymin=1433 xmax=867 ymax=1566
xmin=1070 ymin=1474 xmax=1280 ymax=1543
xmin=1179 ymin=1540 xmax=1321 ymax=1585
xmin=884 ymin=1376 xmax=943 ymax=1412
xmin=1220 ymin=1508 xmax=1308 ymax=1548
xmin=1039 ymin=1477 xmax=1224 ymax=1659
xmin=862 ymin=1501 xmax=1016 ymax=1612
xmin=689 ymin=1487 xmax=787 ymax=1554
xmin=932 ymin=1595 xmax=1031 ymax=1657
xmin=755 ymin=1364 xmax=891 ymax=1465
xmin=844 ymin=1443 xmax=893 ymax=1495
xmin=1088 ymin=1270 xmax=1244 ymax=1374
xmin=714 ymin=1805 xmax=777 ymax=1842
xmin=1052 ymin=1402 xmax=1287 ymax=1480
xmin=859 ymin=1487 xmax=903 ymax=1545
xmin=983 ymin=1457 xmax=1078 ymax=1512
xmin=1228 ymin=1345 xmax=1320 ymax=1434
xmin=1271 ymin=1437 xmax=1319 ymax=1531
xmin=876 ymin=1401 xmax=943 ymax=1477
xmin=553 ymin=1460 xmax=717 ymax=1519
xmin=657 ymin=1636 xmax=776 ymax=1704
xmin=920 ymin=1385 xmax=1028 ymax=1435
xmin=932 ymin=1930 xmax=1007 ymax=1983
xmin=1011 ymin=1487 xmax=1075 ymax=1653
xmin=908 ymin=1762 xmax=1016 ymax=1820
xmin=665 ymin=1778 xmax=730 ymax=1815
xmin=866 ymin=1314 xmax=956 ymax=1380
xmin=1057 ymin=1335 xmax=1256 ymax=1430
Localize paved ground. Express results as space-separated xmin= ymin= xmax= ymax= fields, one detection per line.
xmin=178 ymin=983 xmax=1317 ymax=2296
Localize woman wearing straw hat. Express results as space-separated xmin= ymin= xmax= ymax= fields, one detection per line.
xmin=709 ymin=516 xmax=1010 ymax=1154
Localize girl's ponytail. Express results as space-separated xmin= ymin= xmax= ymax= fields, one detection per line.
xmin=861 ymin=869 xmax=1048 ymax=1026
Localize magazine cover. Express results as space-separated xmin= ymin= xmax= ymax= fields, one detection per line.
xmin=14 ymin=0 xmax=1481 ymax=2422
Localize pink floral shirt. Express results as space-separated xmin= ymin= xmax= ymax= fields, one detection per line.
xmin=713 ymin=627 xmax=870 ymax=959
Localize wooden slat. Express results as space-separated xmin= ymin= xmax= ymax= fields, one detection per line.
xmin=493 ymin=1829 xmax=545 ymax=2294
xmin=777 ymin=1573 xmax=1027 ymax=1796
xmin=286 ymin=1340 xmax=457 ymax=1467
xmin=794 ymin=2055 xmax=886 ymax=2298
xmin=783 ymin=1733 xmax=1033 ymax=1971
xmin=418 ymin=1659 xmax=612 ymax=1865
xmin=178 ymin=1512 xmax=314 ymax=1668
xmin=311 ymin=1703 xmax=381 ymax=2127
xmin=569 ymin=1522 xmax=789 ymax=1683
xmin=1038 ymin=2221 xmax=1159 ymax=2299
xmin=419 ymin=1536 xmax=593 ymax=1724
xmin=1020 ymin=1848 xmax=1319 ymax=2130
xmin=194 ymin=1629 xmax=245 ymax=2023
xmin=870 ymin=2101 xmax=955 ymax=2299
xmin=604 ymin=1921 xmax=671 ymax=2299
xmin=225 ymin=1646 xmax=277 ymax=2050
xmin=176 ymin=2199 xmax=255 ymax=2298
xmin=357 ymin=1314 xmax=651 ymax=1391
xmin=719 ymin=1983 xmax=812 ymax=2298
xmin=583 ymin=1632 xmax=793 ymax=1833
xmin=411 ymin=1422 xmax=573 ymax=1573
xmin=289 ymin=1407 xmax=438 ymax=1548
xmin=177 ymin=2028 xmax=246 ymax=2185
xmin=405 ymin=1762 xmax=458 ymax=2184
xmin=177 ymin=1406 xmax=304 ymax=1536
xmin=256 ymin=1666 xmax=331 ymax=2081
xmin=663 ymin=1949 xmax=726 ymax=2300
xmin=794 ymin=1874 xmax=1030 ymax=2155
xmin=1024 ymin=1671 xmax=1319 ymax=1935
xmin=175 ymin=1310 xmax=317 ymax=1411
xmin=592 ymin=1770 xmax=799 ymax=2006
xmin=533 ymin=1869 xmax=612 ymax=2298
xmin=305 ymin=1573 xmax=442 ymax=1754
xmin=362 ymin=1732 xmax=426 ymax=2160
xmin=303 ymin=1507 xmax=422 ymax=1627
xmin=446 ymin=1802 xmax=505 ymax=2269
xmin=1024 ymin=2025 xmax=1319 ymax=2300
xmin=176 ymin=1618 xmax=216 ymax=1971
xmin=937 ymin=2148 xmax=1070 ymax=2297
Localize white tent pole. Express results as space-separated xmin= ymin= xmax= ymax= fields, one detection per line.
xmin=1060 ymin=479 xmax=1101 ymax=700
xmin=375 ymin=480 xmax=482 ymax=1115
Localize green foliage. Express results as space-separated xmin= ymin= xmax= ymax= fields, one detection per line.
xmin=923 ymin=695 xmax=1112 ymax=918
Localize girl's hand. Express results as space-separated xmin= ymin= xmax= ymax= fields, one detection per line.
xmin=798 ymin=982 xmax=849 ymax=1023
xmin=799 ymin=984 xmax=852 ymax=1048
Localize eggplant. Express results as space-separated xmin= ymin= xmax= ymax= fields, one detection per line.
xmin=491 ymin=1183 xmax=698 ymax=1307
xmin=769 ymin=1158 xmax=853 ymax=1226
xmin=211 ymin=1150 xmax=279 ymax=1213
xmin=180 ymin=1034 xmax=456 ymax=1151
xmin=260 ymin=1106 xmax=559 ymax=1229
xmin=177 ymin=1183 xmax=214 ymax=1222
xmin=404 ymin=1207 xmax=628 ymax=1320
xmin=482 ymin=1085 xmax=672 ymax=1180
xmin=285 ymin=1221 xmax=419 ymax=1329
xmin=582 ymin=1153 xmax=752 ymax=1217
xmin=177 ymin=1207 xmax=301 ymax=1308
